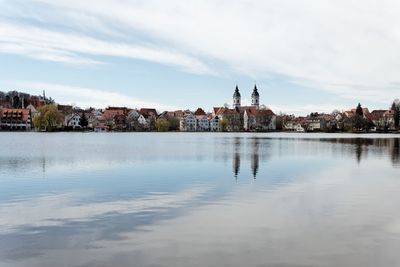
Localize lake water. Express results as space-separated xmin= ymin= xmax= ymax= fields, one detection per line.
xmin=1 ymin=132 xmax=400 ymax=267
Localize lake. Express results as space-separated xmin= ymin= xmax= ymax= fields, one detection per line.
xmin=0 ymin=132 xmax=400 ymax=267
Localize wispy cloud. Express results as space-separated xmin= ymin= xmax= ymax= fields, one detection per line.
xmin=0 ymin=22 xmax=212 ymax=74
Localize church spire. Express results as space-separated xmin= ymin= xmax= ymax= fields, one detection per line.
xmin=251 ymin=84 xmax=260 ymax=109
xmin=233 ymin=85 xmax=241 ymax=108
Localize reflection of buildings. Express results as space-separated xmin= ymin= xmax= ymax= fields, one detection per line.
xmin=233 ymin=137 xmax=241 ymax=178
xmin=231 ymin=137 xmax=260 ymax=179
xmin=251 ymin=138 xmax=259 ymax=179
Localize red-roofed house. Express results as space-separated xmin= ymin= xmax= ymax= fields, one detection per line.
xmin=0 ymin=108 xmax=32 ymax=130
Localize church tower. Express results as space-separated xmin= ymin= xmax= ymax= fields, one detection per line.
xmin=251 ymin=84 xmax=260 ymax=109
xmin=233 ymin=85 xmax=241 ymax=108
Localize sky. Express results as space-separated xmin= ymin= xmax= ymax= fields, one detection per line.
xmin=0 ymin=0 xmax=400 ymax=115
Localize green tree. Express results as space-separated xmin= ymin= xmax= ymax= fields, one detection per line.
xmin=355 ymin=103 xmax=363 ymax=116
xmin=155 ymin=118 xmax=170 ymax=132
xmin=391 ymin=101 xmax=400 ymax=129
xmin=353 ymin=103 xmax=368 ymax=131
xmin=33 ymin=104 xmax=63 ymax=131
xmin=167 ymin=117 xmax=180 ymax=131
xmin=79 ymin=112 xmax=89 ymax=128
xmin=220 ymin=118 xmax=229 ymax=132
xmin=275 ymin=116 xmax=283 ymax=131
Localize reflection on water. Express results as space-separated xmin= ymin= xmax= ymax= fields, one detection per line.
xmin=0 ymin=133 xmax=400 ymax=267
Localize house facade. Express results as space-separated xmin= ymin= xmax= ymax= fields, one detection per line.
xmin=180 ymin=112 xmax=197 ymax=131
xmin=65 ymin=113 xmax=81 ymax=129
xmin=0 ymin=108 xmax=32 ymax=130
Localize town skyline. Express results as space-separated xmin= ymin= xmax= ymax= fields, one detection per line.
xmin=1 ymin=89 xmax=399 ymax=133
xmin=0 ymin=86 xmax=398 ymax=117
xmin=2 ymin=1 xmax=400 ymax=115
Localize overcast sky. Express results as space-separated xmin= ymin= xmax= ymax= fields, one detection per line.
xmin=1 ymin=0 xmax=400 ymax=114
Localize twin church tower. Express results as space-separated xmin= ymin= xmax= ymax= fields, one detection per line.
xmin=233 ymin=85 xmax=260 ymax=109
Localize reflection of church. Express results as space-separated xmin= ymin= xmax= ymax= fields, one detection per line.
xmin=250 ymin=139 xmax=259 ymax=178
xmin=232 ymin=137 xmax=260 ymax=179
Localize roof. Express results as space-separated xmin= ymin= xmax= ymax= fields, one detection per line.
xmin=57 ymin=104 xmax=73 ymax=113
xmin=245 ymin=108 xmax=275 ymax=117
xmin=102 ymin=107 xmax=128 ymax=121
xmin=384 ymin=110 xmax=395 ymax=117
xmin=370 ymin=110 xmax=387 ymax=120
xmin=194 ymin=108 xmax=206 ymax=116
xmin=214 ymin=107 xmax=240 ymax=116
xmin=139 ymin=108 xmax=157 ymax=117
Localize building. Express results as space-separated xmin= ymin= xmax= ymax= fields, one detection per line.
xmin=243 ymin=108 xmax=276 ymax=131
xmin=209 ymin=115 xmax=221 ymax=132
xmin=180 ymin=112 xmax=197 ymax=131
xmin=370 ymin=110 xmax=387 ymax=130
xmin=213 ymin=85 xmax=275 ymax=131
xmin=233 ymin=85 xmax=241 ymax=108
xmin=0 ymin=108 xmax=32 ymax=130
xmin=139 ymin=108 xmax=158 ymax=130
xmin=194 ymin=108 xmax=210 ymax=131
xmin=305 ymin=115 xmax=327 ymax=131
xmin=251 ymin=85 xmax=260 ymax=109
xmin=65 ymin=113 xmax=81 ymax=129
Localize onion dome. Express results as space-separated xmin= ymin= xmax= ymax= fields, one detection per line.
xmin=252 ymin=84 xmax=259 ymax=97
xmin=233 ymin=85 xmax=241 ymax=97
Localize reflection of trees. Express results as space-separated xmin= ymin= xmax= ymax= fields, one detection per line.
xmin=392 ymin=138 xmax=400 ymax=167
xmin=318 ymin=138 xmax=400 ymax=166
xmin=251 ymin=138 xmax=259 ymax=179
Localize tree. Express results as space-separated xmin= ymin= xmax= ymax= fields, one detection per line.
xmin=220 ymin=118 xmax=229 ymax=132
xmin=33 ymin=104 xmax=63 ymax=131
xmin=155 ymin=118 xmax=170 ymax=132
xmin=355 ymin=103 xmax=363 ymax=117
xmin=392 ymin=101 xmax=400 ymax=129
xmin=275 ymin=116 xmax=283 ymax=131
xmin=354 ymin=103 xmax=367 ymax=131
xmin=79 ymin=112 xmax=88 ymax=128
xmin=167 ymin=117 xmax=180 ymax=131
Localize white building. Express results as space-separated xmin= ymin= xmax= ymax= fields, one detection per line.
xmin=66 ymin=113 xmax=81 ymax=129
xmin=209 ymin=115 xmax=221 ymax=132
xmin=180 ymin=112 xmax=197 ymax=131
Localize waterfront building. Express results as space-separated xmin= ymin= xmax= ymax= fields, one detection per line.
xmin=139 ymin=108 xmax=158 ymax=130
xmin=213 ymin=84 xmax=276 ymax=131
xmin=194 ymin=108 xmax=210 ymax=131
xmin=180 ymin=112 xmax=197 ymax=131
xmin=0 ymin=108 xmax=32 ymax=130
xmin=65 ymin=113 xmax=82 ymax=129
xmin=243 ymin=108 xmax=276 ymax=131
xmin=209 ymin=115 xmax=221 ymax=132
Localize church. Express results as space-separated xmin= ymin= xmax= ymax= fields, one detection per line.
xmin=213 ymin=85 xmax=276 ymax=131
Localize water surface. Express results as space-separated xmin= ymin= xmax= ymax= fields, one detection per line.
xmin=1 ymin=132 xmax=400 ymax=267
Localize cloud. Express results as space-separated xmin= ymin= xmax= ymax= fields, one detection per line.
xmin=2 ymin=0 xmax=400 ymax=103
xmin=0 ymin=22 xmax=212 ymax=74
xmin=12 ymin=81 xmax=179 ymax=110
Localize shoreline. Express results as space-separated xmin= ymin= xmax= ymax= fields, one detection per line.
xmin=0 ymin=130 xmax=399 ymax=135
